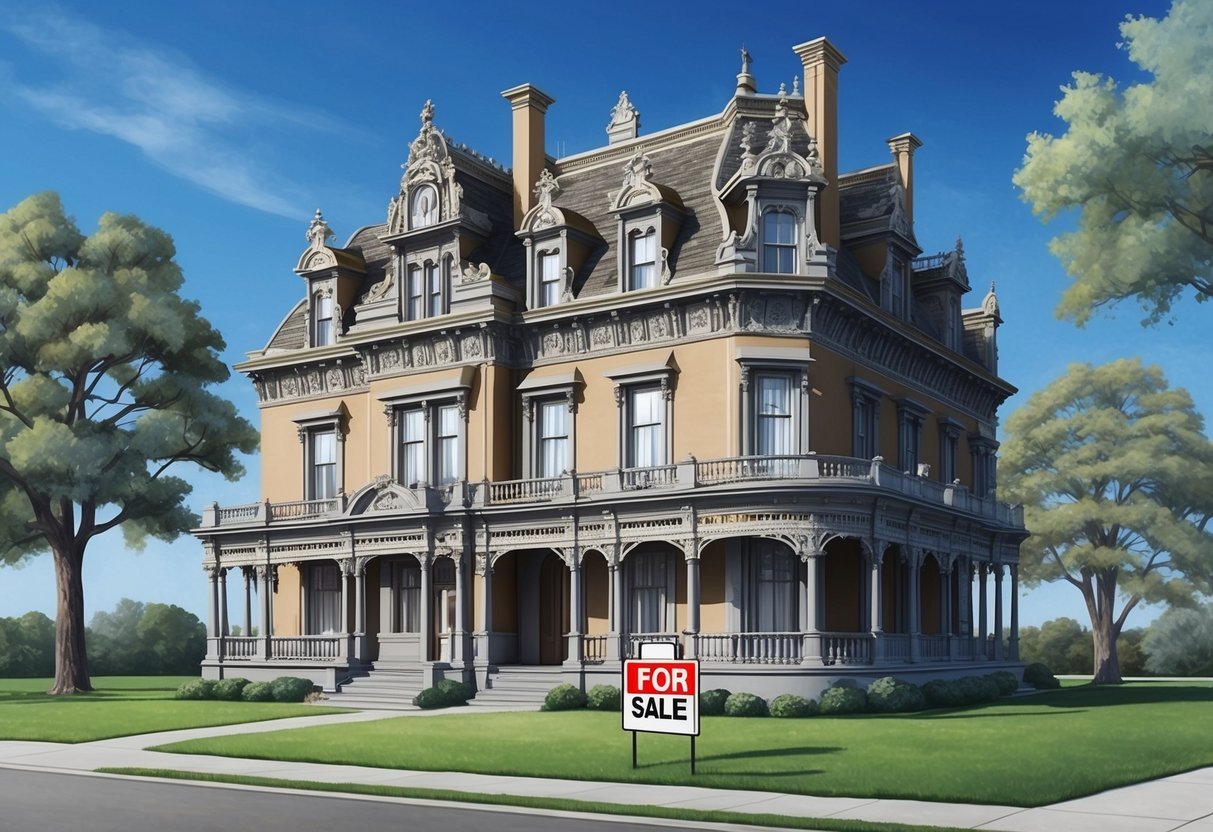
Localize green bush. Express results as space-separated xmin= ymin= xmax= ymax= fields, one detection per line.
xmin=1023 ymin=662 xmax=1061 ymax=690
xmin=769 ymin=693 xmax=817 ymax=718
xmin=212 ymin=677 xmax=250 ymax=701
xmin=541 ymin=683 xmax=587 ymax=711
xmin=436 ymin=678 xmax=473 ymax=704
xmin=866 ymin=676 xmax=926 ymax=713
xmin=269 ymin=676 xmax=315 ymax=703
xmin=989 ymin=670 xmax=1019 ymax=695
xmin=412 ymin=686 xmax=450 ymax=709
xmin=699 ymin=688 xmax=731 ymax=716
xmin=955 ymin=674 xmax=1000 ymax=705
xmin=819 ymin=685 xmax=868 ymax=715
xmin=174 ymin=678 xmax=217 ymax=700
xmin=586 ymin=684 xmax=621 ymax=711
xmin=724 ymin=691 xmax=769 ymax=717
xmin=922 ymin=678 xmax=965 ymax=708
xmin=241 ymin=681 xmax=274 ymax=702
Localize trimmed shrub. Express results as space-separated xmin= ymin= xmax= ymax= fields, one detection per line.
xmin=724 ymin=691 xmax=769 ymax=717
xmin=412 ymin=686 xmax=449 ymax=709
xmin=922 ymin=678 xmax=965 ymax=709
xmin=770 ymin=693 xmax=817 ymax=718
xmin=270 ymin=676 xmax=315 ymax=703
xmin=174 ymin=678 xmax=217 ymax=701
xmin=241 ymin=681 xmax=274 ymax=702
xmin=542 ymin=683 xmax=587 ymax=711
xmin=819 ymin=685 xmax=868 ymax=715
xmin=212 ymin=677 xmax=250 ymax=701
xmin=1023 ymin=662 xmax=1061 ymax=690
xmin=955 ymin=674 xmax=1000 ymax=705
xmin=866 ymin=676 xmax=926 ymax=713
xmin=699 ymin=688 xmax=731 ymax=716
xmin=436 ymin=678 xmax=473 ymax=705
xmin=586 ymin=684 xmax=622 ymax=711
xmin=989 ymin=670 xmax=1019 ymax=695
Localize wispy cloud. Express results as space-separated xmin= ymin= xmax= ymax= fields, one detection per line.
xmin=0 ymin=8 xmax=327 ymax=219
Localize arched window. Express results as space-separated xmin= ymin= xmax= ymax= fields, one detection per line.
xmin=313 ymin=293 xmax=333 ymax=346
xmin=628 ymin=229 xmax=657 ymax=290
xmin=762 ymin=210 xmax=797 ymax=274
xmin=409 ymin=185 xmax=438 ymax=229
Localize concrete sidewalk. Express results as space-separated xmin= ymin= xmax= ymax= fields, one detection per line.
xmin=1 ymin=712 xmax=1211 ymax=832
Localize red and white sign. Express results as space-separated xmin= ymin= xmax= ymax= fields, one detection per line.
xmin=622 ymin=657 xmax=700 ymax=736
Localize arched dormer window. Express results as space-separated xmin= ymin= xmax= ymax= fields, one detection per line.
xmin=410 ymin=185 xmax=439 ymax=229
xmin=313 ymin=292 xmax=334 ymax=346
xmin=761 ymin=209 xmax=797 ymax=274
xmin=537 ymin=248 xmax=562 ymax=307
xmin=628 ymin=228 xmax=658 ymax=290
xmin=518 ymin=170 xmax=604 ymax=311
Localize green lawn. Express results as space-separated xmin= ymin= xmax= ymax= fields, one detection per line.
xmin=155 ymin=682 xmax=1213 ymax=807
xmin=0 ymin=676 xmax=348 ymax=743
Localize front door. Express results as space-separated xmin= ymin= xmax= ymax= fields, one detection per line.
xmin=538 ymin=553 xmax=568 ymax=665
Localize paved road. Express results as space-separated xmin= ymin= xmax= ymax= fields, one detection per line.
xmin=0 ymin=769 xmax=728 ymax=832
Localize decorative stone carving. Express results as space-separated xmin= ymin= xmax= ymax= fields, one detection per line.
xmin=606 ymin=90 xmax=640 ymax=144
xmin=365 ymin=259 xmax=396 ymax=302
xmin=296 ymin=209 xmax=339 ymax=272
xmin=461 ymin=262 xmax=491 ymax=283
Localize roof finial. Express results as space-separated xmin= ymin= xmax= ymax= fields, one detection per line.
xmin=420 ymin=99 xmax=434 ymax=128
xmin=956 ymin=235 xmax=965 ymax=260
xmin=735 ymin=45 xmax=757 ymax=96
xmin=792 ymin=75 xmax=801 ymax=97
xmin=306 ymin=209 xmax=333 ymax=250
xmin=740 ymin=46 xmax=752 ymax=75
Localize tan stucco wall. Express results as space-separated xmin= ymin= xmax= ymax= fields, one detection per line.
xmin=699 ymin=541 xmax=726 ymax=633
xmin=273 ymin=563 xmax=301 ymax=636
xmin=583 ymin=551 xmax=609 ymax=635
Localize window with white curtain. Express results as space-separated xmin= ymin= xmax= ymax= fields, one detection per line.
xmin=753 ymin=545 xmax=796 ymax=632
xmin=410 ymin=185 xmax=438 ymax=228
xmin=762 ymin=210 xmax=797 ymax=274
xmin=307 ymin=562 xmax=342 ymax=634
xmin=627 ymin=386 xmax=665 ymax=468
xmin=399 ymin=408 xmax=425 ymax=487
xmin=309 ymin=429 xmax=337 ymax=499
xmin=435 ymin=403 xmax=462 ymax=486
xmin=313 ymin=293 xmax=334 ymax=346
xmin=629 ymin=550 xmax=671 ymax=634
xmin=754 ymin=373 xmax=793 ymax=456
xmin=396 ymin=562 xmax=421 ymax=633
xmin=628 ymin=230 xmax=657 ymax=290
xmin=427 ymin=262 xmax=443 ymax=317
xmin=538 ymin=399 xmax=569 ymax=477
xmin=538 ymin=251 xmax=562 ymax=307
xmin=406 ymin=266 xmax=424 ymax=321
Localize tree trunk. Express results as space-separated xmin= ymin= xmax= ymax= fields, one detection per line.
xmin=49 ymin=545 xmax=93 ymax=695
xmin=1090 ymin=619 xmax=1122 ymax=684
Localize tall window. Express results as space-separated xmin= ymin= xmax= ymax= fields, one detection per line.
xmin=627 ymin=386 xmax=665 ymax=468
xmin=410 ymin=185 xmax=438 ymax=228
xmin=850 ymin=381 xmax=882 ymax=460
xmin=406 ymin=266 xmax=424 ymax=321
xmin=537 ymin=400 xmax=569 ymax=477
xmin=890 ymin=257 xmax=905 ymax=317
xmin=897 ymin=400 xmax=927 ymax=472
xmin=400 ymin=408 xmax=425 ymax=487
xmin=939 ymin=423 xmax=961 ymax=483
xmin=629 ymin=550 xmax=671 ymax=633
xmin=396 ymin=562 xmax=421 ymax=632
xmin=313 ymin=294 xmax=334 ymax=346
xmin=755 ymin=373 xmax=793 ymax=455
xmin=628 ymin=230 xmax=657 ymax=290
xmin=762 ymin=210 xmax=797 ymax=274
xmin=754 ymin=546 xmax=797 ymax=632
xmin=538 ymin=251 xmax=561 ymax=307
xmin=309 ymin=429 xmax=337 ymax=499
xmin=427 ymin=262 xmax=444 ymax=317
xmin=435 ymin=404 xmax=461 ymax=486
xmin=307 ymin=563 xmax=342 ymax=634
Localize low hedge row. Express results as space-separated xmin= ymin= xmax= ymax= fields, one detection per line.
xmin=542 ymin=667 xmax=1037 ymax=717
xmin=174 ymin=676 xmax=316 ymax=703
xmin=413 ymin=678 xmax=474 ymax=709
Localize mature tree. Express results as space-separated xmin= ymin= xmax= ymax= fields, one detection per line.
xmin=1143 ymin=604 xmax=1213 ymax=676
xmin=1017 ymin=617 xmax=1094 ymax=675
xmin=87 ymin=598 xmax=151 ymax=676
xmin=1013 ymin=0 xmax=1213 ymax=325
xmin=0 ymin=193 xmax=257 ymax=694
xmin=0 ymin=611 xmax=55 ymax=677
xmin=1000 ymin=359 xmax=1213 ymax=683
xmin=136 ymin=603 xmax=206 ymax=675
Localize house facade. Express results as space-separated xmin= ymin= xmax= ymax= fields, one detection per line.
xmin=195 ymin=38 xmax=1027 ymax=701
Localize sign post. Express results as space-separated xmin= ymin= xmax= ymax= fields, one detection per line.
xmin=622 ymin=642 xmax=700 ymax=773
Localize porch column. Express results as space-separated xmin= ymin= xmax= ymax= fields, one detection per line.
xmin=567 ymin=553 xmax=583 ymax=663
xmin=219 ymin=568 xmax=229 ymax=636
xmin=1009 ymin=563 xmax=1020 ymax=661
xmin=474 ymin=554 xmax=493 ymax=688
xmin=978 ymin=562 xmax=989 ymax=658
xmin=353 ymin=559 xmax=367 ymax=663
xmin=684 ymin=553 xmax=700 ymax=659
xmin=941 ymin=565 xmax=952 ymax=636
xmin=607 ymin=557 xmax=623 ymax=660
xmin=958 ymin=558 xmax=971 ymax=647
xmin=257 ymin=564 xmax=273 ymax=661
xmin=994 ymin=562 xmax=1005 ymax=661
xmin=243 ymin=566 xmax=253 ymax=636
xmin=802 ymin=549 xmax=823 ymax=664
xmin=340 ymin=560 xmax=351 ymax=632
xmin=205 ymin=566 xmax=220 ymax=661
xmin=908 ymin=551 xmax=922 ymax=662
xmin=453 ymin=552 xmax=466 ymax=664
xmin=869 ymin=552 xmax=884 ymax=634
xmin=419 ymin=557 xmax=432 ymax=663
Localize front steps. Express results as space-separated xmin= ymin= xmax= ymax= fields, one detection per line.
xmin=326 ymin=663 xmax=425 ymax=710
xmin=469 ymin=665 xmax=565 ymax=710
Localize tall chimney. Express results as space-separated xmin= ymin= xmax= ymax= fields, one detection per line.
xmin=792 ymin=38 xmax=846 ymax=249
xmin=886 ymin=132 xmax=923 ymax=227
xmin=500 ymin=83 xmax=555 ymax=228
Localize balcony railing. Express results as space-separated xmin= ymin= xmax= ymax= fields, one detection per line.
xmin=818 ymin=632 xmax=873 ymax=666
xmin=582 ymin=634 xmax=608 ymax=664
xmin=222 ymin=636 xmax=259 ymax=659
xmin=695 ymin=632 xmax=802 ymax=664
xmin=625 ymin=632 xmax=681 ymax=658
xmin=202 ymin=454 xmax=1023 ymax=529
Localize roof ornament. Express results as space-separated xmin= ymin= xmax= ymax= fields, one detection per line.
xmin=792 ymin=75 xmax=801 ymax=97
xmin=955 ymin=236 xmax=966 ymax=261
xmin=420 ymin=99 xmax=434 ymax=129
xmin=740 ymin=46 xmax=752 ymax=75
xmin=735 ymin=45 xmax=757 ymax=96
xmin=983 ymin=281 xmax=1000 ymax=317
xmin=533 ymin=168 xmax=560 ymax=209
xmin=305 ymin=209 xmax=333 ymax=250
xmin=606 ymin=91 xmax=640 ymax=144
xmin=621 ymin=151 xmax=654 ymax=189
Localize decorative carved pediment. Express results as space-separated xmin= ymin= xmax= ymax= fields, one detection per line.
xmin=520 ymin=169 xmax=568 ymax=232
xmin=296 ymin=210 xmax=339 ymax=272
xmin=738 ymin=92 xmax=824 ymax=182
xmin=610 ymin=151 xmax=677 ymax=212
xmin=346 ymin=477 xmax=426 ymax=515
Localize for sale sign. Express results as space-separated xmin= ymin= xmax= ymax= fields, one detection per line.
xmin=622 ymin=657 xmax=700 ymax=736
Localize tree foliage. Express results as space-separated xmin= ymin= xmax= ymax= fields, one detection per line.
xmin=0 ymin=192 xmax=257 ymax=693
xmin=1000 ymin=359 xmax=1213 ymax=683
xmin=1143 ymin=604 xmax=1213 ymax=676
xmin=1013 ymin=0 xmax=1213 ymax=324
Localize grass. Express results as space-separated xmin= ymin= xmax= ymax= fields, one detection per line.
xmin=0 ymin=676 xmax=348 ymax=743
xmin=96 ymin=768 xmax=970 ymax=832
xmin=154 ymin=682 xmax=1213 ymax=807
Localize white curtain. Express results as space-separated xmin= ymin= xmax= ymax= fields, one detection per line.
xmin=628 ymin=387 xmax=664 ymax=467
xmin=538 ymin=400 xmax=569 ymax=477
xmin=436 ymin=404 xmax=461 ymax=485
xmin=401 ymin=409 xmax=424 ymax=486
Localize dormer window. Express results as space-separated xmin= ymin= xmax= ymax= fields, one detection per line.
xmin=406 ymin=266 xmax=424 ymax=321
xmin=628 ymin=229 xmax=658 ymax=290
xmin=404 ymin=258 xmax=448 ymax=321
xmin=517 ymin=169 xmax=603 ymax=311
xmin=761 ymin=209 xmax=797 ymax=274
xmin=313 ymin=293 xmax=334 ymax=346
xmin=410 ymin=184 xmax=438 ymax=229
xmin=538 ymin=250 xmax=562 ymax=307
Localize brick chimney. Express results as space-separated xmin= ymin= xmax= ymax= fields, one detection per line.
xmin=500 ymin=83 xmax=555 ymax=228
xmin=792 ymin=38 xmax=846 ymax=249
xmin=887 ymin=132 xmax=923 ymax=227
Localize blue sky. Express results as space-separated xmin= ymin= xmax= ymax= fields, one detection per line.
xmin=0 ymin=0 xmax=1202 ymax=633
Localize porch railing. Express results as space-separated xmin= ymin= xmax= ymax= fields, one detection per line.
xmin=694 ymin=456 xmax=802 ymax=485
xmin=919 ymin=635 xmax=951 ymax=661
xmin=620 ymin=465 xmax=678 ymax=491
xmin=625 ymin=632 xmax=681 ymax=658
xmin=270 ymin=635 xmax=343 ymax=660
xmin=487 ymin=476 xmax=563 ymax=504
xmin=819 ymin=632 xmax=873 ymax=665
xmin=268 ymin=499 xmax=339 ymax=522
xmin=221 ymin=636 xmax=259 ymax=659
xmin=879 ymin=634 xmax=911 ymax=662
xmin=582 ymin=634 xmax=608 ymax=664
xmin=695 ymin=632 xmax=802 ymax=664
